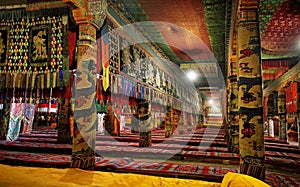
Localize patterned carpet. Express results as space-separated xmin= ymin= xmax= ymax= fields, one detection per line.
xmin=1 ymin=130 xmax=300 ymax=167
xmin=0 ymin=150 xmax=298 ymax=186
xmin=0 ymin=127 xmax=299 ymax=186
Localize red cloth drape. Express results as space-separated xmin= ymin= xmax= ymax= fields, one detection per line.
xmin=286 ymin=82 xmax=297 ymax=113
xmin=264 ymin=97 xmax=268 ymax=119
xmin=262 ymin=60 xmax=288 ymax=68
xmin=68 ymin=30 xmax=77 ymax=67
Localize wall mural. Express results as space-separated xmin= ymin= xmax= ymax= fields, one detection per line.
xmin=0 ymin=28 xmax=8 ymax=65
xmin=30 ymin=26 xmax=49 ymax=66
xmin=0 ymin=16 xmax=64 ymax=70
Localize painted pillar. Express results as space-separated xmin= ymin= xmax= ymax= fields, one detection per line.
xmin=225 ymin=87 xmax=231 ymax=144
xmin=71 ymin=23 xmax=97 ymax=169
xmin=236 ymin=4 xmax=265 ymax=180
xmin=298 ymin=113 xmax=300 ymax=148
xmin=278 ymin=89 xmax=287 ymax=141
xmin=57 ymin=98 xmax=72 ymax=144
xmin=267 ymin=94 xmax=274 ymax=136
xmin=228 ymin=75 xmax=239 ymax=153
xmin=177 ymin=111 xmax=185 ymax=134
xmin=69 ymin=0 xmax=107 ymax=169
xmin=138 ymin=99 xmax=152 ymax=147
xmin=165 ymin=106 xmax=174 ymax=137
xmin=297 ymin=83 xmax=300 ymax=148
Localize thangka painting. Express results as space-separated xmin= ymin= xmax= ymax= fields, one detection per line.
xmin=29 ymin=25 xmax=50 ymax=66
xmin=0 ymin=27 xmax=8 ymax=66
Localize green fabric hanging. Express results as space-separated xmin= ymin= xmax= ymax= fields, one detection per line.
xmin=63 ymin=56 xmax=70 ymax=86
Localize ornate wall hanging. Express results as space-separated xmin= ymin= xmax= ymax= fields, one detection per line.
xmin=0 ymin=26 xmax=8 ymax=65
xmin=29 ymin=24 xmax=50 ymax=66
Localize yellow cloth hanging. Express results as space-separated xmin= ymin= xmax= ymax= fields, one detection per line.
xmin=102 ymin=62 xmax=109 ymax=91
xmin=102 ymin=36 xmax=110 ymax=92
xmin=69 ymin=115 xmax=74 ymax=137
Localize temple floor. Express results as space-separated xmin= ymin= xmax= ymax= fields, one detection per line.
xmin=0 ymin=126 xmax=299 ymax=186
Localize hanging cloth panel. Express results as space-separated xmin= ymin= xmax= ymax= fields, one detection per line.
xmin=6 ymin=102 xmax=23 ymax=141
xmin=22 ymin=103 xmax=36 ymax=134
xmin=101 ymin=24 xmax=110 ymax=91
xmin=97 ymin=113 xmax=105 ymax=135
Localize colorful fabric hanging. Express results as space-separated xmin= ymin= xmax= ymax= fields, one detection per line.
xmin=97 ymin=113 xmax=105 ymax=135
xmin=69 ymin=114 xmax=74 ymax=137
xmin=46 ymin=68 xmax=50 ymax=88
xmin=68 ymin=30 xmax=77 ymax=67
xmin=59 ymin=67 xmax=63 ymax=90
xmin=101 ymin=24 xmax=110 ymax=91
xmin=52 ymin=68 xmax=57 ymax=88
xmin=120 ymin=115 xmax=125 ymax=131
xmin=22 ymin=103 xmax=36 ymax=134
xmin=6 ymin=102 xmax=23 ymax=141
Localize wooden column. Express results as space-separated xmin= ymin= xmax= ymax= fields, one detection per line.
xmin=278 ymin=89 xmax=287 ymax=141
xmin=228 ymin=75 xmax=239 ymax=153
xmin=165 ymin=106 xmax=174 ymax=137
xmin=138 ymin=99 xmax=152 ymax=147
xmin=71 ymin=22 xmax=97 ymax=169
xmin=68 ymin=0 xmax=107 ymax=169
xmin=236 ymin=1 xmax=265 ymax=180
xmin=267 ymin=94 xmax=274 ymax=137
xmin=297 ymin=83 xmax=300 ymax=148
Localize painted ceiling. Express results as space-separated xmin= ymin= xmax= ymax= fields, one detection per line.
xmin=118 ymin=0 xmax=225 ymax=63
xmin=113 ymin=0 xmax=300 ymax=86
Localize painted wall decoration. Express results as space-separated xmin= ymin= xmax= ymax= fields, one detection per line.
xmin=88 ymin=0 xmax=107 ymax=29
xmin=30 ymin=25 xmax=50 ymax=66
xmin=0 ymin=16 xmax=64 ymax=70
xmin=286 ymin=82 xmax=297 ymax=113
xmin=0 ymin=27 xmax=8 ymax=65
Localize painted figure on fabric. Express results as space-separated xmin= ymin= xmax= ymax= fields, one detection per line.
xmin=6 ymin=101 xmax=24 ymax=141
xmin=21 ymin=103 xmax=36 ymax=134
xmin=32 ymin=30 xmax=47 ymax=61
xmin=0 ymin=32 xmax=5 ymax=59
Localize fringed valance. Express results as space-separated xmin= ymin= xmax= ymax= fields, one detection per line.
xmin=0 ymin=6 xmax=70 ymax=20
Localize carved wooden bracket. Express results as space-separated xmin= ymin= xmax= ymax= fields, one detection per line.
xmin=63 ymin=0 xmax=107 ymax=29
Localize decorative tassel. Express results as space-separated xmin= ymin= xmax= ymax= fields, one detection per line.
xmin=46 ymin=67 xmax=50 ymax=89
xmin=21 ymin=68 xmax=26 ymax=89
xmin=56 ymin=68 xmax=60 ymax=88
xmin=26 ymin=68 xmax=32 ymax=90
xmin=52 ymin=68 xmax=57 ymax=88
xmin=59 ymin=67 xmax=63 ymax=90
xmin=17 ymin=69 xmax=24 ymax=88
xmin=12 ymin=68 xmax=17 ymax=89
xmin=69 ymin=114 xmax=74 ymax=137
xmin=5 ymin=69 xmax=10 ymax=89
xmin=31 ymin=67 xmax=38 ymax=90
xmin=40 ymin=69 xmax=44 ymax=90
xmin=0 ymin=69 xmax=4 ymax=90
xmin=36 ymin=73 xmax=40 ymax=90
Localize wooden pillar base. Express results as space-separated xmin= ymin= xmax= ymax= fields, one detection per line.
xmin=71 ymin=148 xmax=96 ymax=169
xmin=139 ymin=132 xmax=152 ymax=147
xmin=165 ymin=124 xmax=174 ymax=138
xmin=231 ymin=134 xmax=239 ymax=153
xmin=57 ymin=128 xmax=71 ymax=144
xmin=240 ymin=157 xmax=265 ymax=181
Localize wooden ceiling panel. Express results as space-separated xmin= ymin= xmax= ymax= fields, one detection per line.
xmin=138 ymin=0 xmax=213 ymax=61
xmin=261 ymin=0 xmax=300 ymax=54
